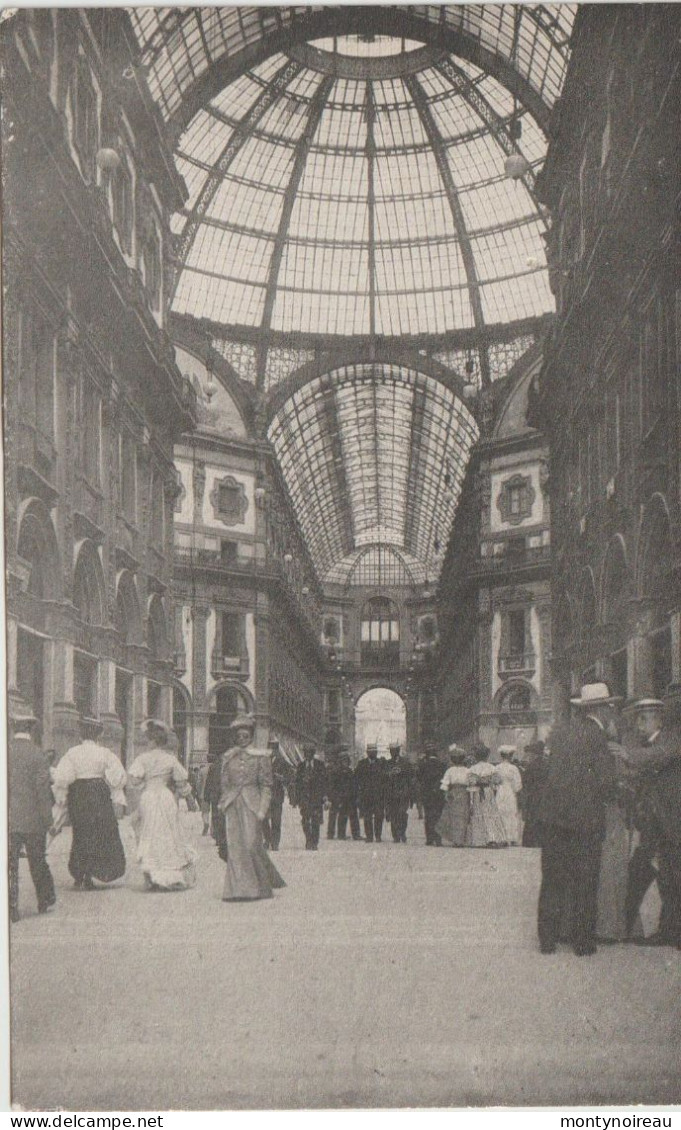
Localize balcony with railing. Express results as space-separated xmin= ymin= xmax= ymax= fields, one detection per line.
xmin=475 ymin=544 xmax=551 ymax=575
xmin=211 ymin=648 xmax=249 ymax=679
xmin=498 ymin=651 xmax=537 ymax=677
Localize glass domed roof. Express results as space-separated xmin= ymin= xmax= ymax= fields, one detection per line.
xmin=170 ymin=37 xmax=553 ymax=337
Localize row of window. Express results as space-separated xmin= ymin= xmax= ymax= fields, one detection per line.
xmin=69 ymin=46 xmax=163 ymax=312
xmin=18 ymin=310 xmax=169 ymax=541
xmin=566 ymin=289 xmax=680 ymax=512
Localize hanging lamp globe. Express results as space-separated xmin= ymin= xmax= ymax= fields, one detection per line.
xmin=96 ymin=147 xmax=121 ymax=171
xmin=504 ymin=153 xmax=530 ymax=180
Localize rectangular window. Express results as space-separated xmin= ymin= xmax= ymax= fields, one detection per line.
xmin=508 ymin=610 xmax=526 ymax=656
xmin=147 ymin=681 xmax=162 ymax=720
xmin=221 ymin=612 xmax=241 ymax=657
xmin=150 ymin=469 xmax=164 ymax=545
xmin=112 ymin=158 xmax=134 ymax=256
xmin=73 ymin=651 xmax=97 ymax=719
xmin=82 ymin=378 xmax=101 ymax=485
xmin=20 ymin=314 xmax=55 ymax=440
xmin=220 ymin=540 xmax=238 ymax=564
xmin=120 ymin=431 xmax=136 ymax=523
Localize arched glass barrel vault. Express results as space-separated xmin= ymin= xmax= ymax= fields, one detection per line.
xmin=267 ymin=364 xmax=479 ymax=583
xmin=127 ymin=6 xmax=574 ymax=589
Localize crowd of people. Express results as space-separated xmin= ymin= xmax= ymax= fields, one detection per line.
xmin=7 ymin=685 xmax=681 ymax=956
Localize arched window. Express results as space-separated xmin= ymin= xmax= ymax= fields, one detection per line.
xmin=208 ymin=684 xmax=252 ymax=759
xmin=72 ymin=545 xmax=104 ymax=722
xmin=112 ymin=155 xmax=134 ymax=256
xmin=360 ymin=597 xmax=400 ymax=668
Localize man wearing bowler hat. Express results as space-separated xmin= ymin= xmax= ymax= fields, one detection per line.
xmin=355 ymin=743 xmax=387 ymax=843
xmin=536 ymin=683 xmax=619 ymax=956
xmin=384 ymin=743 xmax=414 ymax=843
xmin=295 ymin=743 xmax=327 ymax=850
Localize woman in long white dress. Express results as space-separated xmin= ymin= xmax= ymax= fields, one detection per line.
xmin=128 ymin=719 xmax=197 ymax=891
xmin=466 ymin=746 xmax=507 ymax=847
xmin=495 ymin=746 xmax=523 ymax=846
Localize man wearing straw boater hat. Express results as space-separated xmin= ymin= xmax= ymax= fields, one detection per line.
xmin=536 ymin=683 xmax=620 ymax=956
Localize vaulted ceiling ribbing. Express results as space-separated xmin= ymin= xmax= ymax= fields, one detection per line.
xmin=129 ymin=6 xmax=576 ymax=131
xmin=268 ymin=364 xmax=479 ymax=581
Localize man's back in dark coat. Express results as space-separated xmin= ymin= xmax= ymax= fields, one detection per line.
xmin=296 ymin=758 xmax=327 ymax=811
xmin=538 ymin=718 xmax=617 ymax=837
xmin=417 ymin=754 xmax=447 ymax=804
xmin=354 ymin=756 xmax=387 ymax=810
xmin=9 ymin=735 xmax=53 ymax=835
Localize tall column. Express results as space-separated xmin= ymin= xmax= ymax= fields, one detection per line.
xmin=99 ymin=657 xmax=124 ymax=758
xmin=191 ymin=605 xmax=211 ymax=763
xmin=628 ymin=599 xmax=656 ymax=697
xmin=253 ymin=592 xmax=270 ymax=746
xmin=51 ymin=639 xmax=81 ymax=756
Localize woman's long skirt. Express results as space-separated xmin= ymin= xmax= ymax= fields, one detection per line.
xmin=596 ymin=803 xmax=631 ymax=941
xmin=67 ymin=778 xmax=126 ymax=884
xmin=466 ymin=789 xmax=488 ymax=847
xmin=496 ymin=782 xmax=521 ymax=845
xmin=481 ymin=787 xmax=507 ymax=845
xmin=437 ymin=788 xmax=469 ymax=846
xmin=223 ymin=796 xmax=286 ymax=901
xmin=137 ymin=785 xmax=197 ymax=890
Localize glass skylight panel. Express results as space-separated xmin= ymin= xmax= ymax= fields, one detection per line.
xmin=459 ymin=178 xmax=535 ymax=232
xmin=480 ymin=270 xmax=553 ymax=324
xmin=447 ymin=132 xmax=504 ymax=189
xmin=227 ymin=133 xmax=296 ymax=189
xmin=187 ymin=225 xmax=274 ymax=285
xmin=472 ymin=219 xmax=545 ymax=281
xmin=174 ymin=269 xmax=265 ymax=326
xmin=208 ymin=177 xmax=284 ymax=234
xmin=427 ymin=90 xmax=483 ymax=143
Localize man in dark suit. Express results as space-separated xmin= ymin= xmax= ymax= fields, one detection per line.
xmin=262 ymin=741 xmax=292 ymax=852
xmin=8 ymin=712 xmax=56 ymax=922
xmin=417 ymin=741 xmax=447 ymax=846
xmin=354 ymin=744 xmax=387 ymax=843
xmin=537 ymin=683 xmax=619 ymax=956
xmin=326 ymin=749 xmax=361 ymax=841
xmin=623 ymin=698 xmax=681 ymax=948
xmin=295 ymin=744 xmax=327 ymax=850
xmin=384 ymin=743 xmax=414 ymax=843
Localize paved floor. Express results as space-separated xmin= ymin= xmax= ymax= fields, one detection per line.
xmin=9 ymin=805 xmax=681 ymax=1110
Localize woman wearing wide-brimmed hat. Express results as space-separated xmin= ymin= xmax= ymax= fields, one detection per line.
xmin=436 ymin=744 xmax=470 ymax=847
xmin=218 ymin=714 xmax=286 ymax=901
xmin=127 ymin=719 xmax=198 ymax=891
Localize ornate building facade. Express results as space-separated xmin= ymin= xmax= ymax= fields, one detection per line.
xmin=534 ymin=5 xmax=681 ymax=720
xmin=3 ymin=10 xmax=196 ymax=758
xmin=171 ymin=323 xmax=324 ymax=762
xmin=437 ymin=346 xmax=553 ymax=752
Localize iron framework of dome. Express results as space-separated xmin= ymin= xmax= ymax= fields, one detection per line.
xmin=129 ymin=6 xmax=576 ymax=585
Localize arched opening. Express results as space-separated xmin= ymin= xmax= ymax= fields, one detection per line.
xmin=147 ymin=595 xmax=168 ymax=720
xmin=577 ymin=570 xmax=598 ymax=682
xmin=15 ymin=504 xmax=61 ymax=730
xmin=360 ymin=597 xmax=400 ymax=669
xmin=637 ymin=497 xmax=675 ymax=697
xmin=172 ymin=683 xmax=192 ymax=766
xmin=72 ymin=541 xmax=106 ymax=723
xmin=601 ymin=536 xmax=632 ymax=698
xmin=114 ymin=571 xmax=142 ymax=765
xmin=354 ymin=687 xmax=406 ymax=757
xmin=208 ymin=682 xmax=253 ymax=759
